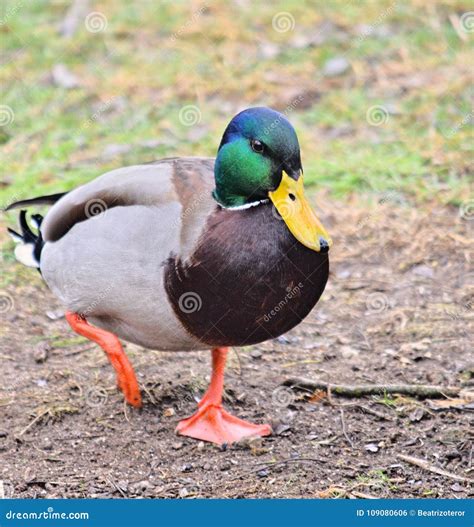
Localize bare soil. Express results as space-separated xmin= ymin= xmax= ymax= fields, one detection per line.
xmin=1 ymin=197 xmax=473 ymax=499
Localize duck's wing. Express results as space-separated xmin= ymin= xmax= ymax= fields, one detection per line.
xmin=42 ymin=157 xmax=216 ymax=258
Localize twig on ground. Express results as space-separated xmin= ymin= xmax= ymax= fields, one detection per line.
xmin=122 ymin=398 xmax=130 ymax=423
xmin=351 ymin=490 xmax=379 ymax=499
xmin=356 ymin=404 xmax=395 ymax=421
xmin=254 ymin=457 xmax=329 ymax=470
xmin=339 ymin=408 xmax=354 ymax=448
xmin=17 ymin=409 xmax=49 ymax=437
xmin=106 ymin=476 xmax=127 ymax=498
xmin=397 ymin=454 xmax=473 ymax=484
xmin=324 ymin=396 xmax=396 ymax=421
xmin=230 ymin=347 xmax=242 ymax=376
xmin=283 ymin=378 xmax=461 ymax=399
xmin=62 ymin=345 xmax=96 ymax=357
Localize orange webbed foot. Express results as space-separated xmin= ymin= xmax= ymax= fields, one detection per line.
xmin=176 ymin=402 xmax=271 ymax=445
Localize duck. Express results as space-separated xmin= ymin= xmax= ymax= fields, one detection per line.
xmin=6 ymin=107 xmax=331 ymax=445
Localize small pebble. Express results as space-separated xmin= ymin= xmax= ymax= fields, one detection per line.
xmin=340 ymin=345 xmax=359 ymax=359
xmin=42 ymin=439 xmax=53 ymax=451
xmin=274 ymin=423 xmax=291 ymax=436
xmin=117 ymin=480 xmax=128 ymax=493
xmin=52 ymin=64 xmax=79 ymax=89
xmin=33 ymin=343 xmax=50 ymax=363
xmin=409 ymin=407 xmax=425 ymax=422
xmin=365 ymin=443 xmax=379 ymax=453
xmin=322 ymin=57 xmax=350 ymax=77
xmin=250 ymin=349 xmax=262 ymax=359
xmin=46 ymin=310 xmax=64 ymax=321
xmin=134 ymin=480 xmax=153 ymax=492
xmin=411 ymin=264 xmax=434 ymax=278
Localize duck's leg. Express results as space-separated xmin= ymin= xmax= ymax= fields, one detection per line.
xmin=65 ymin=312 xmax=142 ymax=408
xmin=176 ymin=347 xmax=271 ymax=444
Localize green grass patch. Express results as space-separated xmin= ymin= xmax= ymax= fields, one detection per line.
xmin=0 ymin=0 xmax=472 ymax=212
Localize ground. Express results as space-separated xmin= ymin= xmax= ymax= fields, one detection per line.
xmin=1 ymin=198 xmax=472 ymax=499
xmin=0 ymin=0 xmax=473 ymax=500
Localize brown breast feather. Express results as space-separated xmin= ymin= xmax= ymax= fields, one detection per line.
xmin=164 ymin=202 xmax=329 ymax=347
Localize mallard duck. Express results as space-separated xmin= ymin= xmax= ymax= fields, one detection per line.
xmin=6 ymin=107 xmax=331 ymax=445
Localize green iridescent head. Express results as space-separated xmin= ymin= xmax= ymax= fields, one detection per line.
xmin=213 ymin=107 xmax=302 ymax=208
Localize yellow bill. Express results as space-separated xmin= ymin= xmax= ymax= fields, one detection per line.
xmin=269 ymin=171 xmax=332 ymax=252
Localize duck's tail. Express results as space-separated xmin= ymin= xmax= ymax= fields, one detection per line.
xmin=5 ymin=192 xmax=67 ymax=269
xmin=7 ymin=211 xmax=44 ymax=269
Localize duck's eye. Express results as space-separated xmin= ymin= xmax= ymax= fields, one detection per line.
xmin=250 ymin=139 xmax=265 ymax=153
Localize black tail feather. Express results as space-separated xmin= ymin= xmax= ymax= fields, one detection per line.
xmin=7 ymin=210 xmax=44 ymax=270
xmin=5 ymin=191 xmax=66 ymax=270
xmin=19 ymin=210 xmax=38 ymax=244
xmin=4 ymin=192 xmax=67 ymax=212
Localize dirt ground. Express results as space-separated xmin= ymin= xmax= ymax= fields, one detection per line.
xmin=1 ymin=196 xmax=473 ymax=499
